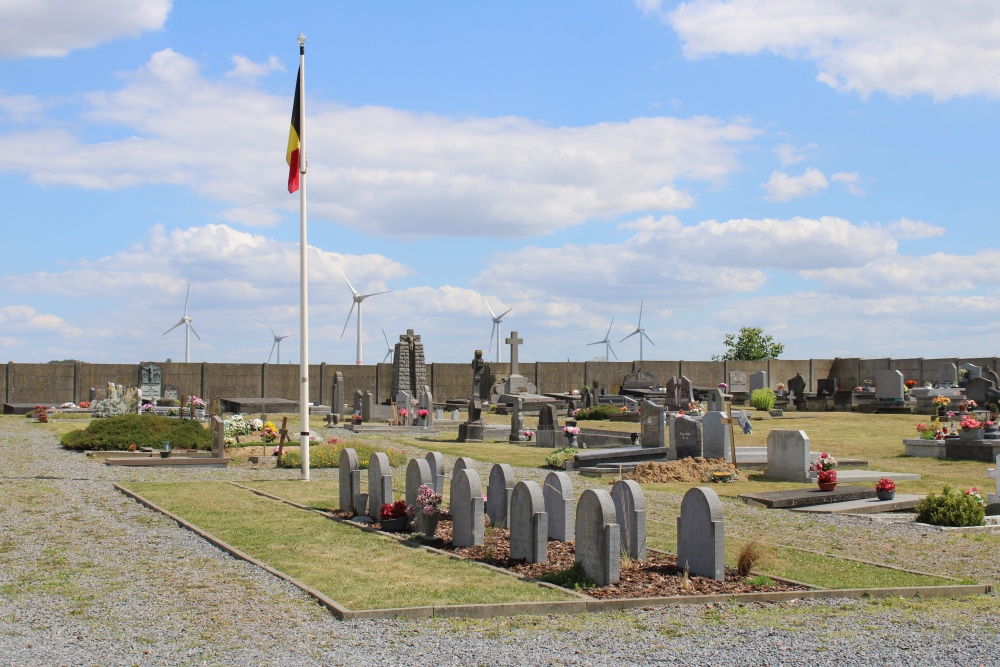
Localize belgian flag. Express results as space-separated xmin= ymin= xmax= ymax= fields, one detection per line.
xmin=286 ymin=66 xmax=302 ymax=193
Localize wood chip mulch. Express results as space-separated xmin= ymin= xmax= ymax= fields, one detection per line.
xmin=392 ymin=517 xmax=809 ymax=600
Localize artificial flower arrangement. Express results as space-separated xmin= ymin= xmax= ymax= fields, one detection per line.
xmin=248 ymin=418 xmax=264 ymax=431
xmin=417 ymin=408 xmax=429 ymax=419
xmin=718 ymin=383 xmax=728 ymax=391
xmin=262 ymin=421 xmax=279 ymax=442
xmin=916 ymin=420 xmax=940 ymax=434
xmin=78 ymin=401 xmax=90 ymax=409
xmin=810 ymin=452 xmax=838 ymax=484
xmin=379 ymin=499 xmax=413 ymax=521
xmin=875 ymin=478 xmax=896 ymax=493
xmin=522 ymin=429 xmax=535 ymax=440
xmin=905 ymin=380 xmax=918 ymax=389
xmin=563 ymin=426 xmax=580 ymax=436
xmin=352 ymin=413 xmax=363 ymax=422
xmin=414 ymin=484 xmax=443 ymax=516
xmin=959 ymin=415 xmax=985 ymax=431
xmin=142 ymin=403 xmax=155 ymax=412
xmin=964 ymin=487 xmax=987 ymax=507
xmin=687 ymin=401 xmax=701 ymax=413
xmin=776 ymin=383 xmax=785 ymax=391
xmin=34 ymin=405 xmax=49 ymax=423
xmin=620 ymin=405 xmax=629 ymax=413
xmin=398 ymin=408 xmax=409 ymax=418
xmin=933 ymin=396 xmax=951 ymax=408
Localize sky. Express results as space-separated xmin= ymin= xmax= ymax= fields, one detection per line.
xmin=2 ymin=0 xmax=1000 ymax=365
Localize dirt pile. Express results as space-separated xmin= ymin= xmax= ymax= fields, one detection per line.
xmin=625 ymin=457 xmax=739 ymax=484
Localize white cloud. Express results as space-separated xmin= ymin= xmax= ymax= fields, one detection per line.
xmin=0 ymin=49 xmax=761 ymax=239
xmin=887 ymin=217 xmax=944 ymax=240
xmin=668 ymin=0 xmax=1000 ymax=99
xmin=0 ymin=305 xmax=81 ymax=336
xmin=801 ymin=249 xmax=1000 ymax=294
xmin=762 ymin=168 xmax=828 ymax=201
xmin=831 ymin=171 xmax=864 ymax=196
xmin=0 ymin=0 xmax=170 ymax=58
xmin=774 ymin=142 xmax=816 ymax=166
xmin=226 ymin=55 xmax=285 ymax=81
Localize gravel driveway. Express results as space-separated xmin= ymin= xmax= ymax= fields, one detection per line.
xmin=1 ymin=416 xmax=998 ymax=666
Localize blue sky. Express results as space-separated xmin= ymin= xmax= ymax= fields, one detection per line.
xmin=2 ymin=0 xmax=1000 ymax=365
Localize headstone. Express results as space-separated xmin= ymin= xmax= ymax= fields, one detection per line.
xmin=766 ymin=430 xmax=811 ymax=482
xmin=331 ymin=372 xmax=345 ymax=417
xmin=961 ymin=363 xmax=983 ymax=380
xmin=353 ymin=389 xmax=363 ymax=414
xmin=418 ymin=386 xmax=434 ymax=427
xmin=987 ymin=454 xmax=999 ymax=505
xmin=494 ymin=331 xmax=537 ymax=397
xmin=701 ymin=411 xmax=730 ymax=460
xmin=873 ymin=370 xmax=904 ymax=401
xmin=787 ymin=374 xmax=807 ymax=401
xmin=361 ymin=391 xmax=375 ymax=422
xmin=728 ymin=370 xmax=748 ymax=393
xmin=749 ymin=371 xmax=767 ymax=393
xmin=538 ymin=404 xmax=558 ymax=431
xmin=451 ymin=468 xmax=484 ymax=547
xmin=706 ymin=388 xmax=725 ymax=413
xmin=938 ymin=362 xmax=958 ymax=386
xmin=676 ymin=487 xmax=725 ymax=581
xmin=543 ymin=471 xmax=574 ymax=541
xmin=395 ymin=390 xmax=412 ymax=422
xmin=458 ymin=399 xmax=485 ymax=442
xmin=671 ymin=416 xmax=702 ymax=460
xmin=816 ymin=378 xmax=836 ymax=397
xmin=405 ymin=458 xmax=432 ymax=509
xmin=622 ymin=370 xmax=658 ymax=391
xmin=965 ymin=377 xmax=994 ymax=405
xmin=486 ymin=463 xmax=515 ymax=528
xmin=640 ymin=400 xmax=666 ymax=448
xmin=449 ymin=457 xmax=476 ymax=512
xmin=582 ymin=391 xmax=593 ymax=409
xmin=450 ymin=408 xmax=460 ymax=420
xmin=424 ymin=451 xmax=445 ymax=495
xmin=211 ymin=415 xmax=225 ymax=458
xmin=139 ymin=363 xmax=163 ymax=399
xmin=508 ymin=397 xmax=525 ymax=442
xmin=367 ymin=452 xmax=393 ymax=520
xmin=339 ymin=448 xmax=360 ymax=512
xmin=566 ymin=399 xmax=577 ymax=417
xmin=509 ymin=481 xmax=547 ymax=564
xmin=435 ymin=407 xmax=444 ymax=420
xmin=610 ymin=480 xmax=646 ymax=560
xmin=664 ymin=375 xmax=694 ymax=410
xmin=391 ymin=329 xmax=427 ymax=400
xmin=574 ymin=489 xmax=620 ymax=586
xmin=471 ymin=349 xmax=485 ymax=399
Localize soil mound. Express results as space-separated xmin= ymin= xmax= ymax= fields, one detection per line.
xmin=624 ymin=457 xmax=739 ymax=484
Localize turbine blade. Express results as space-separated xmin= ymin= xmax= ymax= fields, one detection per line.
xmin=382 ymin=328 xmax=391 ymax=348
xmin=382 ymin=348 xmax=392 ymax=363
xmin=163 ymin=320 xmax=185 ymax=335
xmin=268 ymin=340 xmax=277 ymax=364
xmin=587 ymin=341 xmax=602 ymax=346
xmin=620 ymin=330 xmax=640 ymax=342
xmin=637 ymin=301 xmax=644 ymax=326
xmin=609 ymin=344 xmax=618 ymax=360
xmin=360 ymin=289 xmax=392 ymax=299
xmin=338 ymin=268 xmax=359 ymax=296
xmin=187 ymin=323 xmax=201 ymax=340
xmin=484 ymin=299 xmax=497 ymax=318
xmin=340 ymin=302 xmax=356 ymax=338
xmin=497 ymin=307 xmax=513 ymax=321
xmin=266 ymin=317 xmax=276 ymax=337
xmin=183 ymin=283 xmax=191 ymax=316
xmin=604 ymin=317 xmax=615 ymax=338
xmin=642 ymin=331 xmax=655 ymax=345
xmin=488 ymin=325 xmax=495 ymax=353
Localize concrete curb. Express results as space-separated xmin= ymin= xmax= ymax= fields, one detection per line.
xmin=116 ymin=483 xmax=993 ymax=622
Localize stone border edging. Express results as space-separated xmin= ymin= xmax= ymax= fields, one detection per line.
xmin=116 ymin=483 xmax=993 ymax=622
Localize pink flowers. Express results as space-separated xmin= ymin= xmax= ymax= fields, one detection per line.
xmin=875 ymin=478 xmax=896 ymax=493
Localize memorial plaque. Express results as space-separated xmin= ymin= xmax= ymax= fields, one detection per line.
xmin=139 ymin=363 xmax=163 ymax=398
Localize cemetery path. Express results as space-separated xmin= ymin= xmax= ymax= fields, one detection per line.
xmin=0 ymin=417 xmax=998 ymax=667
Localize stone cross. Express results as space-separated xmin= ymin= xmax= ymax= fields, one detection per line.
xmin=505 ymin=331 xmax=523 ymax=376
xmin=338 ymin=448 xmax=360 ymax=513
xmin=509 ymin=481 xmax=548 ymax=564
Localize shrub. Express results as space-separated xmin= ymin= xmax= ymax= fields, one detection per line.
xmin=544 ymin=446 xmax=578 ymax=469
xmin=573 ymin=404 xmax=620 ymax=421
xmin=60 ymin=414 xmax=211 ymax=451
xmin=915 ymin=485 xmax=985 ymax=527
xmin=277 ymin=442 xmax=407 ymax=469
xmin=749 ymin=388 xmax=776 ymax=411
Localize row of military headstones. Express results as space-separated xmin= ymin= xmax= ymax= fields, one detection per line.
xmin=336 ymin=448 xmax=725 ymax=585
xmin=639 ymin=388 xmax=741 ymax=460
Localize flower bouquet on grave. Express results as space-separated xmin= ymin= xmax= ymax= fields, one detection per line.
xmin=810 ymin=453 xmax=837 ymax=489
xmin=33 ymin=405 xmax=49 ymax=423
xmin=262 ymin=421 xmax=279 ymax=443
xmin=916 ymin=420 xmax=940 ymax=439
xmin=933 ymin=396 xmax=951 ymax=415
xmin=875 ymin=477 xmax=896 ymax=500
xmin=959 ymin=415 xmax=984 ymax=431
xmin=379 ymin=499 xmax=414 ymax=532
xmin=905 ymin=380 xmax=918 ymax=390
xmin=964 ymin=487 xmax=987 ymax=508
xmin=522 ymin=429 xmax=535 ymax=441
xmin=396 ymin=408 xmax=409 ymax=425
xmin=142 ymin=403 xmax=155 ymax=413
xmin=414 ymin=484 xmax=443 ymax=537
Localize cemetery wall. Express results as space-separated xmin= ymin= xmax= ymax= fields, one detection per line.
xmin=159 ymin=362 xmax=204 ymax=400
xmin=768 ymin=359 xmax=813 ymax=391
xmin=430 ymin=363 xmax=470 ymax=402
xmin=829 ymin=358 xmax=861 ymax=389
xmin=204 ymin=363 xmax=263 ymax=400
xmin=723 ymin=360 xmax=767 ymax=381
xmin=77 ymin=363 xmax=139 ymax=401
xmin=889 ymin=358 xmax=923 ymax=384
xmin=0 ymin=363 xmax=6 ymax=405
xmin=603 ymin=361 xmax=671 ymax=391
xmin=811 ymin=358 xmax=836 ymax=386
xmin=537 ymin=362 xmax=586 ymax=394
xmin=678 ymin=361 xmax=724 ymax=388
xmin=7 ymin=362 xmax=75 ymax=403
xmin=375 ymin=363 xmax=393 ymax=403
xmin=262 ymin=364 xmax=299 ymax=400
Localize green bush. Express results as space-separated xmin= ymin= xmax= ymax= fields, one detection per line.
xmin=277 ymin=442 xmax=408 ymax=469
xmin=60 ymin=414 xmax=211 ymax=451
xmin=573 ymin=404 xmax=620 ymax=420
xmin=915 ymin=485 xmax=985 ymax=527
xmin=544 ymin=446 xmax=578 ymax=469
xmin=749 ymin=388 xmax=776 ymax=411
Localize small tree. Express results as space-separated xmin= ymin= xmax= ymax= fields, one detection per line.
xmin=712 ymin=327 xmax=784 ymax=361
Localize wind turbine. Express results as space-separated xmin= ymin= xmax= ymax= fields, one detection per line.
xmin=485 ymin=299 xmax=513 ymax=363
xmin=381 ymin=328 xmax=394 ymax=364
xmin=266 ymin=318 xmax=297 ymax=364
xmin=620 ymin=301 xmax=655 ymax=362
xmin=587 ymin=318 xmax=618 ymax=362
xmin=339 ymin=268 xmax=392 ymax=365
xmin=163 ymin=283 xmax=200 ymax=363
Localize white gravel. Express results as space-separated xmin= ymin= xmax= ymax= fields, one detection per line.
xmin=1 ymin=416 xmax=999 ymax=666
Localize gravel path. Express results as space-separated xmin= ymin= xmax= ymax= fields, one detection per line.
xmin=2 ymin=416 xmax=999 ymax=666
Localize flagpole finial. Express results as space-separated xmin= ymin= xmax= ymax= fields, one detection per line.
xmin=297 ymin=33 xmax=306 ymax=46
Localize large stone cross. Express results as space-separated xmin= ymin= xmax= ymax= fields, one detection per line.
xmin=505 ymin=331 xmax=523 ymax=376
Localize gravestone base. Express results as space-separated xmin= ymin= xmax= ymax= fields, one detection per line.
xmin=738 ymin=486 xmax=876 ymax=509
xmin=458 ymin=422 xmax=485 ymax=442
xmin=945 ymin=440 xmax=1000 ymax=462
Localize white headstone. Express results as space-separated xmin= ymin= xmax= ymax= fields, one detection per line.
xmin=766 ymin=430 xmax=811 ymax=482
xmin=873 ymin=369 xmax=905 ymax=401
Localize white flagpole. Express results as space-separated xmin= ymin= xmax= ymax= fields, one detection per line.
xmin=297 ymin=33 xmax=310 ymax=481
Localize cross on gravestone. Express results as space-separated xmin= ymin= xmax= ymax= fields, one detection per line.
xmin=574 ymin=489 xmax=620 ymax=587
xmin=487 ymin=463 xmax=515 ymax=528
xmin=339 ymin=448 xmax=360 ymax=512
xmin=610 ymin=480 xmax=647 ymax=560
xmin=676 ymin=487 xmax=725 ymax=581
xmin=505 ymin=331 xmax=524 ymax=376
xmin=405 ymin=458 xmax=432 ymax=509
xmin=543 ymin=471 xmax=574 ymax=541
xmin=509 ymin=481 xmax=548 ymax=564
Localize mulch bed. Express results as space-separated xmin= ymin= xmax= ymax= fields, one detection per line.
xmin=351 ymin=512 xmax=808 ymax=600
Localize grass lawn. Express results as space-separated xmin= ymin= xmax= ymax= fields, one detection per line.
xmin=125 ymin=482 xmax=575 ymax=610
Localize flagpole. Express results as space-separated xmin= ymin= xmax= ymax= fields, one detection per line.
xmin=296 ymin=33 xmax=310 ymax=481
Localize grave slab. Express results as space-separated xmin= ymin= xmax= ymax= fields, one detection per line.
xmin=831 ymin=470 xmax=921 ymax=483
xmin=105 ymin=457 xmax=229 ymax=467
xmin=738 ymin=486 xmax=876 ymax=509
xmin=790 ymin=494 xmax=923 ymax=514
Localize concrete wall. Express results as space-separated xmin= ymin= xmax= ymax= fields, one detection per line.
xmin=6 ymin=356 xmax=999 ymax=407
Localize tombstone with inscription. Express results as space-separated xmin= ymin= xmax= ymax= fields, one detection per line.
xmin=938 ymin=362 xmax=958 ymax=387
xmin=640 ymin=400 xmax=666 ymax=448
xmin=671 ymin=415 xmax=703 ymax=460
xmin=391 ymin=329 xmax=427 ymax=401
xmin=664 ymin=376 xmax=695 ymax=410
xmin=139 ymin=363 xmax=163 ymax=399
xmin=749 ymin=371 xmax=767 ymax=393
xmin=873 ymin=370 xmax=904 ymax=401
xmin=728 ymin=370 xmax=748 ymax=394
xmin=706 ymin=388 xmax=725 ymax=413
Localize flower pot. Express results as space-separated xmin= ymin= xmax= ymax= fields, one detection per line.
xmin=565 ymin=434 xmax=579 ymax=448
xmin=920 ymin=431 xmax=935 ymax=440
xmin=379 ymin=516 xmax=409 ymax=532
xmin=876 ymin=490 xmax=896 ymax=501
xmin=960 ymin=429 xmax=984 ymax=441
xmin=817 ymin=481 xmax=837 ymax=492
xmin=419 ymin=511 xmax=440 ymax=538
xmin=160 ymin=451 xmax=171 ymax=458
